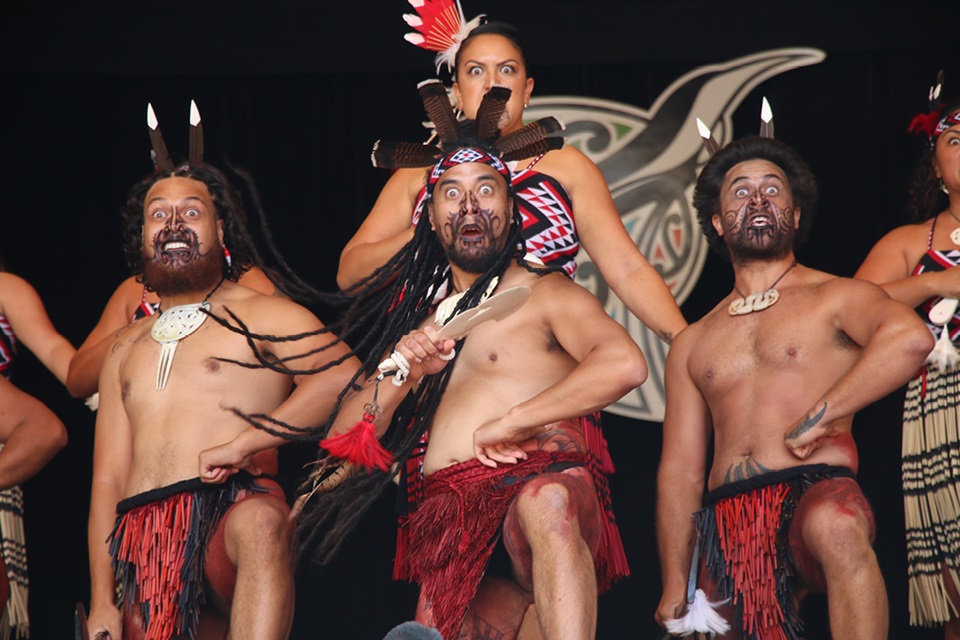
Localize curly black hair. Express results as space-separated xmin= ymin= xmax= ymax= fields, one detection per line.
xmin=692 ymin=136 xmax=818 ymax=259
xmin=907 ymin=97 xmax=960 ymax=221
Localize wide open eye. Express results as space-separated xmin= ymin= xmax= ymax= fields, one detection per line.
xmin=477 ymin=184 xmax=494 ymax=197
xmin=764 ymin=185 xmax=780 ymax=196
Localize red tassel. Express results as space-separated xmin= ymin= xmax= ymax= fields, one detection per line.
xmin=908 ymin=108 xmax=942 ymax=136
xmin=320 ymin=413 xmax=394 ymax=472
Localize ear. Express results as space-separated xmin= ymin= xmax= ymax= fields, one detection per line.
xmin=792 ymin=206 xmax=801 ymax=230
xmin=933 ymin=156 xmax=943 ymax=180
xmin=522 ymin=77 xmax=534 ymax=107
xmin=711 ymin=212 xmax=724 ymax=237
xmin=451 ymin=81 xmax=463 ymax=112
xmin=426 ymin=201 xmax=437 ymax=231
xmin=217 ymin=218 xmax=225 ymax=244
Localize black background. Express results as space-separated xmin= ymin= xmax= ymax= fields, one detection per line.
xmin=2 ymin=1 xmax=959 ymax=637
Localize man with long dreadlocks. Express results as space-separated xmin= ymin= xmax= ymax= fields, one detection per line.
xmin=85 ymin=103 xmax=357 ymax=640
xmin=273 ymin=84 xmax=646 ymax=640
xmin=655 ymin=114 xmax=933 ymax=639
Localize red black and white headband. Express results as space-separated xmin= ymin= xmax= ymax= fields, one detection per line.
xmin=427 ymin=147 xmax=509 ymax=195
xmin=907 ymin=71 xmax=960 ymax=146
xmin=402 ymin=0 xmax=485 ymax=74
xmin=146 ymin=100 xmax=204 ymax=172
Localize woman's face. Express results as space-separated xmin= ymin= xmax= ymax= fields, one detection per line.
xmin=934 ymin=111 xmax=960 ymax=194
xmin=452 ymin=33 xmax=534 ymax=134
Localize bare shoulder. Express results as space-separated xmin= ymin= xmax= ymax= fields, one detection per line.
xmin=531 ymin=145 xmax=596 ymax=179
xmin=811 ymin=270 xmax=887 ymax=300
xmin=214 ymin=284 xmax=323 ymax=333
xmin=876 ymin=220 xmax=932 ymax=248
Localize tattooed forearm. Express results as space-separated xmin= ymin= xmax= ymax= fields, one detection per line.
xmin=723 ymin=457 xmax=772 ymax=484
xmin=785 ymin=402 xmax=828 ymax=440
xmin=457 ymin=613 xmax=509 ymax=640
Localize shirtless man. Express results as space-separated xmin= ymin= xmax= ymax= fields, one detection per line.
xmin=86 ymin=164 xmax=355 ymax=640
xmin=328 ymin=150 xmax=645 ymax=640
xmin=654 ymin=135 xmax=934 ymax=639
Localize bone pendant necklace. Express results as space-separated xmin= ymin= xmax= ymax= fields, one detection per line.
xmin=150 ymin=279 xmax=223 ymax=390
xmin=728 ymin=260 xmax=798 ymax=316
xmin=945 ymin=209 xmax=960 ymax=246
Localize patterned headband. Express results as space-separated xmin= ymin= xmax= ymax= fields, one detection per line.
xmin=906 ymin=71 xmax=959 ymax=146
xmin=427 ymin=147 xmax=510 ymax=195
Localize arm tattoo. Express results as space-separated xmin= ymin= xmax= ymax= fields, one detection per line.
xmin=785 ymin=402 xmax=828 ymax=440
xmin=723 ymin=457 xmax=772 ymax=484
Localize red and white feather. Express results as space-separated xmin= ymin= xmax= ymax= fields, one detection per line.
xmin=403 ymin=0 xmax=484 ymax=73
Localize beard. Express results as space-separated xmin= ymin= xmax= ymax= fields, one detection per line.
xmin=723 ymin=204 xmax=796 ymax=262
xmin=141 ymin=227 xmax=223 ymax=296
xmin=446 ymin=239 xmax=506 ymax=273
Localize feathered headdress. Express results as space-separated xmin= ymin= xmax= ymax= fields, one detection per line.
xmin=372 ymin=79 xmax=564 ymax=171
xmin=146 ymin=100 xmax=204 ymax=172
xmin=907 ymin=70 xmax=960 ymax=146
xmin=697 ymin=97 xmax=775 ymax=157
xmin=403 ymin=0 xmax=485 ymax=74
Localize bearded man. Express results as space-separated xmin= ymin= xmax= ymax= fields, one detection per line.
xmin=654 ymin=135 xmax=933 ymax=639
xmin=86 ymin=163 xmax=356 ymax=640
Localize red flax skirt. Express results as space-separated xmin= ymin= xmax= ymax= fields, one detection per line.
xmin=694 ymin=464 xmax=856 ymax=640
xmin=107 ymin=474 xmax=264 ymax=640
xmin=395 ymin=450 xmax=627 ymax=640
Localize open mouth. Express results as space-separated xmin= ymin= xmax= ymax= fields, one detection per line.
xmin=458 ymin=223 xmax=485 ymax=244
xmin=746 ymin=213 xmax=773 ymax=230
xmin=163 ymin=240 xmax=191 ymax=252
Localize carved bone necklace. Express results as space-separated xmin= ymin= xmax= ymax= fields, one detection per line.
xmin=150 ymin=278 xmax=224 ymax=390
xmin=728 ymin=260 xmax=798 ymax=316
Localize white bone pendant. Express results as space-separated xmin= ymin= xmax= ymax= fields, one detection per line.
xmin=728 ymin=289 xmax=780 ymax=316
xmin=929 ymin=297 xmax=959 ymax=326
xmin=151 ymin=302 xmax=210 ymax=390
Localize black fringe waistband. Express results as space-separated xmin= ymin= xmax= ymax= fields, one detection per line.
xmin=703 ymin=464 xmax=855 ymax=506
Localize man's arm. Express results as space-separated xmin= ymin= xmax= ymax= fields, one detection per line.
xmin=785 ymin=278 xmax=934 ymax=457
xmin=472 ymin=277 xmax=647 ymax=466
xmin=199 ymin=299 xmax=364 ymax=482
xmin=0 ymin=376 xmax=67 ymax=489
xmin=87 ymin=336 xmax=134 ymax=638
xmin=655 ymin=329 xmax=711 ymax=627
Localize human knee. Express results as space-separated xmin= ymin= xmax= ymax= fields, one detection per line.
xmin=801 ymin=501 xmax=874 ymax=565
xmin=516 ymin=478 xmax=585 ymax=542
xmin=227 ymin=498 xmax=292 ymax=559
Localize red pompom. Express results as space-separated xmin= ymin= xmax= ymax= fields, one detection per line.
xmin=908 ymin=108 xmax=942 ymax=137
xmin=320 ymin=413 xmax=394 ymax=472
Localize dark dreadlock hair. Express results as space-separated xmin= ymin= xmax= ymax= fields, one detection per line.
xmin=296 ymin=178 xmax=554 ymax=565
xmin=194 ymin=83 xmax=566 ymax=563
xmin=692 ymin=136 xmax=818 ymax=260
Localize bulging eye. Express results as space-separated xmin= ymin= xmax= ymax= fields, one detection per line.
xmin=467 ymin=66 xmax=482 ymax=76
xmin=500 ymin=65 xmax=515 ymax=75
xmin=185 ymin=208 xmax=201 ymax=218
xmin=764 ymin=185 xmax=779 ymax=195
xmin=478 ymin=184 xmax=494 ymax=196
xmin=151 ymin=209 xmax=167 ymax=219
xmin=444 ymin=187 xmax=460 ymax=199
xmin=735 ymin=187 xmax=749 ymax=198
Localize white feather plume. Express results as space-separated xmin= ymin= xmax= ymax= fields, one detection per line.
xmin=664 ymin=589 xmax=731 ymax=637
xmin=925 ymin=324 xmax=960 ymax=372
